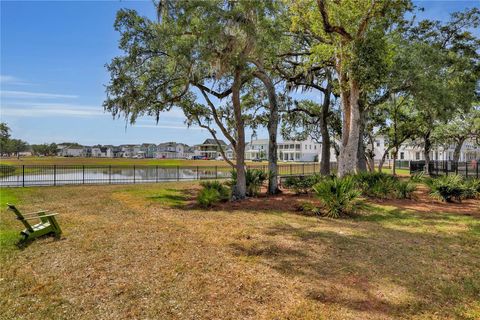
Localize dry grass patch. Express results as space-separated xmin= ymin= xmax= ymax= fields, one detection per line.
xmin=0 ymin=182 xmax=479 ymax=320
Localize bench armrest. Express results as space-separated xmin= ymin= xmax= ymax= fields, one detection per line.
xmin=22 ymin=210 xmax=50 ymax=217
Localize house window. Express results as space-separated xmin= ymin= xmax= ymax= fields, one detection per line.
xmin=305 ymin=145 xmax=307 ymax=150
xmin=376 ymin=141 xmax=380 ymax=147
xmin=400 ymin=152 xmax=404 ymax=160
xmin=314 ymin=145 xmax=317 ymax=150
xmin=309 ymin=145 xmax=312 ymax=150
xmin=296 ymin=144 xmax=301 ymax=150
xmin=415 ymin=152 xmax=420 ymax=160
xmin=295 ymin=153 xmax=300 ymax=160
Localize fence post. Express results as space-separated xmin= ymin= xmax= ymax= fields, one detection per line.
xmin=109 ymin=165 xmax=112 ymax=184
xmin=290 ymin=164 xmax=292 ymax=175
xmin=53 ymin=165 xmax=56 ymax=186
xmin=156 ymin=165 xmax=158 ymax=183
xmin=215 ymin=166 xmax=218 ymax=179
xmin=302 ymin=163 xmax=305 ymax=175
xmin=82 ymin=165 xmax=85 ymax=184
xmin=22 ymin=165 xmax=25 ymax=187
xmin=133 ymin=165 xmax=136 ymax=184
xmin=465 ymin=161 xmax=468 ymax=178
xmin=197 ymin=166 xmax=199 ymax=180
xmin=177 ymin=165 xmax=180 ymax=181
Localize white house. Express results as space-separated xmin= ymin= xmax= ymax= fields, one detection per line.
xmin=278 ymin=138 xmax=321 ymax=162
xmin=245 ymin=138 xmax=322 ymax=162
xmin=245 ymin=139 xmax=269 ymax=160
xmin=156 ymin=142 xmax=186 ymax=159
xmin=120 ymin=145 xmax=142 ymax=158
xmin=57 ymin=144 xmax=84 ymax=157
xmin=370 ymin=135 xmax=480 ymax=162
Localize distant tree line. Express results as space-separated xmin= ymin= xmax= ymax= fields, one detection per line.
xmin=0 ymin=122 xmax=29 ymax=157
xmin=0 ymin=122 xmax=59 ymax=157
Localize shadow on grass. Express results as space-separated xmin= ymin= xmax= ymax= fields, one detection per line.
xmin=145 ymin=188 xmax=198 ymax=209
xmin=229 ymin=213 xmax=480 ymax=318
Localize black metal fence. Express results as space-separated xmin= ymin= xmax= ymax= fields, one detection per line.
xmin=410 ymin=160 xmax=480 ymax=178
xmin=0 ymin=163 xmax=332 ymax=187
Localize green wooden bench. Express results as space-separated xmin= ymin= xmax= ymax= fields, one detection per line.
xmin=7 ymin=203 xmax=62 ymax=243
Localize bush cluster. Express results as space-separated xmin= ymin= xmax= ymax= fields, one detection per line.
xmin=230 ymin=169 xmax=267 ymax=197
xmin=197 ymin=181 xmax=230 ymax=208
xmin=425 ymin=175 xmax=479 ymax=202
xmin=352 ymin=172 xmax=416 ymax=199
xmin=312 ymin=176 xmax=361 ymax=218
xmin=306 ymin=172 xmax=419 ymax=218
xmin=283 ymin=174 xmax=323 ymax=194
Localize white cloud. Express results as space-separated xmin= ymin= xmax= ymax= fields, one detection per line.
xmin=0 ymin=90 xmax=78 ymax=99
xmin=1 ymin=103 xmax=104 ymax=117
xmin=0 ymin=75 xmax=31 ymax=86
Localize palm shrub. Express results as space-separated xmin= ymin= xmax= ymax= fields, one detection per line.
xmin=353 ymin=172 xmax=398 ymax=199
xmin=425 ymin=174 xmax=466 ymax=202
xmin=283 ymin=174 xmax=323 ymax=194
xmin=230 ymin=168 xmax=267 ymax=197
xmin=197 ymin=180 xmax=230 ymax=207
xmin=463 ymin=178 xmax=480 ymax=199
xmin=396 ymin=180 xmax=417 ymax=199
xmin=313 ymin=176 xmax=361 ymax=218
xmin=410 ymin=171 xmax=426 ymax=183
xmin=200 ymin=181 xmax=230 ymax=200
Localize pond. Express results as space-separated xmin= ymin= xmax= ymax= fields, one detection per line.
xmin=0 ymin=166 xmax=232 ymax=187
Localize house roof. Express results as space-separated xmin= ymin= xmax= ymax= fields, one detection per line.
xmin=201 ymin=139 xmax=227 ymax=146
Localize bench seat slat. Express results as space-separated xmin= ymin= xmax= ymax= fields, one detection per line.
xmin=23 ymin=213 xmax=59 ymax=221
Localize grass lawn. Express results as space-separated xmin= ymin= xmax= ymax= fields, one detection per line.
xmin=1 ymin=183 xmax=478 ymax=319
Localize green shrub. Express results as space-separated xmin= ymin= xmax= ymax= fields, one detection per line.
xmin=463 ymin=179 xmax=480 ymax=199
xmin=197 ymin=180 xmax=230 ymax=207
xmin=353 ymin=171 xmax=398 ymax=199
xmin=283 ymin=174 xmax=323 ymax=194
xmin=426 ymin=175 xmax=467 ymax=202
xmin=298 ymin=201 xmax=321 ymax=216
xmin=313 ymin=176 xmax=361 ymax=218
xmin=230 ymin=169 xmax=267 ymax=197
xmin=200 ymin=180 xmax=230 ymax=201
xmin=197 ymin=188 xmax=221 ymax=208
xmin=410 ymin=171 xmax=425 ymax=183
xmin=396 ymin=180 xmax=417 ymax=199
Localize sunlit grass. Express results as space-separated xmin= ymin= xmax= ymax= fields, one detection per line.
xmin=0 ymin=182 xmax=478 ymax=319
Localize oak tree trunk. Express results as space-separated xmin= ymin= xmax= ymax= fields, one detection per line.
xmin=231 ymin=70 xmax=246 ymax=199
xmin=392 ymin=148 xmax=398 ymax=176
xmin=356 ymin=102 xmax=367 ymax=172
xmin=338 ymin=79 xmax=361 ymax=177
xmin=319 ymin=75 xmax=332 ymax=176
xmin=453 ymin=137 xmax=466 ymax=164
xmin=253 ymin=69 xmax=280 ymax=194
xmin=423 ymin=131 xmax=432 ymax=176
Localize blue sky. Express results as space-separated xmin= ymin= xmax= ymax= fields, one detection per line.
xmin=1 ymin=1 xmax=478 ymax=146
